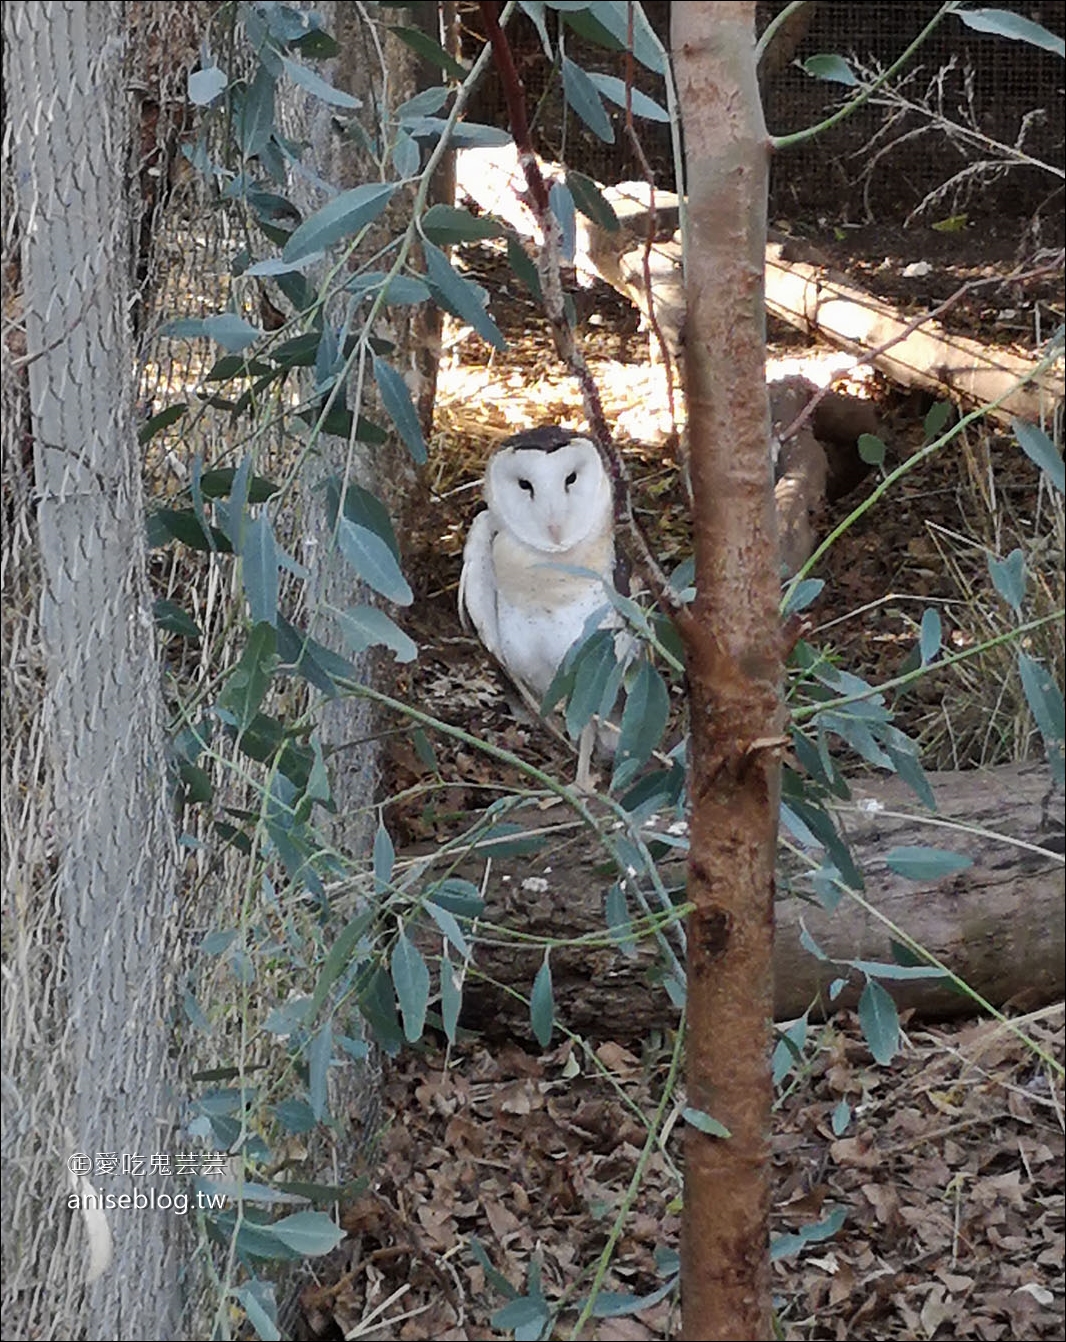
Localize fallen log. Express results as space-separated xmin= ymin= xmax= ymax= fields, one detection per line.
xmin=763 ymin=241 xmax=1061 ymax=427
xmin=410 ymin=763 xmax=1064 ymax=1040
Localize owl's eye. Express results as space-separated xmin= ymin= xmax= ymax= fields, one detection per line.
xmin=564 ymin=470 xmax=578 ymax=488
xmin=518 ymin=478 xmax=535 ymax=497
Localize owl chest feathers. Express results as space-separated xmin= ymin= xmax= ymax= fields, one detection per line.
xmin=489 ymin=524 xmax=616 ymax=697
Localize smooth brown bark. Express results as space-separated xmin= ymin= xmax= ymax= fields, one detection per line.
xmin=672 ymin=6 xmax=780 ymax=1340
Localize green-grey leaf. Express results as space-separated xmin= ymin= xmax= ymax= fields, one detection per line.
xmin=585 ymin=71 xmax=670 ymax=121
xmin=268 ymin=1211 xmax=347 ymax=1256
xmin=280 ymin=55 xmax=361 ymax=108
xmin=918 ymin=607 xmax=941 ymax=664
xmin=421 ymin=203 xmax=506 ymax=244
xmin=153 ymin=599 xmax=201 ymax=639
xmin=923 ymin=400 xmax=953 ymax=439
xmin=388 ymin=24 xmax=469 ymax=80
xmin=336 ymin=519 xmax=413 ymax=605
xmin=858 ymin=432 xmax=886 ymax=465
xmin=1013 ymin=418 xmax=1065 ymax=492
xmin=334 ymin=604 xmax=417 ymax=662
xmin=391 ymin=931 xmax=430 ymax=1042
xmin=426 ymin=900 xmax=470 ymax=959
xmin=161 ymin=314 xmax=262 ymax=352
xmin=372 ymin=356 xmax=427 ymax=463
xmin=138 ymin=402 xmax=188 ymax=443
xmin=987 ymin=548 xmax=1026 ymax=614
xmin=233 ymin=1281 xmax=280 ymax=1342
xmin=783 ymin=577 xmax=824 ymax=614
xmin=219 ymin=622 xmax=278 ymax=732
xmin=682 ymin=1107 xmax=731 ymax=1138
xmin=857 ymin=979 xmax=898 ymax=1064
xmin=885 ymin=845 xmax=973 ymax=880
xmin=770 ymin=1207 xmax=847 ymax=1260
xmin=234 ymin=66 xmax=276 ymax=157
xmin=565 ymin=170 xmax=620 ymax=231
xmin=612 ymin=659 xmax=670 ymax=790
xmin=283 ymin=182 xmax=397 ymax=263
xmin=242 ymin=512 xmax=279 ymax=627
xmin=530 ymin=953 xmax=554 ymax=1048
xmin=188 ymin=65 xmax=227 ymax=105
xmin=1017 ymin=652 xmax=1065 ymax=785
xmin=423 ymin=240 xmax=506 ymax=349
xmin=954 ymin=7 xmax=1065 ymax=55
xmin=802 ymin=53 xmax=858 ymax=85
xmin=373 ymin=820 xmax=395 ymax=892
xmin=440 ymin=954 xmax=461 ymax=1043
xmin=307 ymin=1021 xmax=331 ymax=1122
xmin=561 ymin=56 xmax=615 ymax=142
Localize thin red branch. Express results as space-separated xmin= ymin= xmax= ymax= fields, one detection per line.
xmin=477 ymin=0 xmax=684 ymax=619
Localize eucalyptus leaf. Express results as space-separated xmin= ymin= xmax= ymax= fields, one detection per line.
xmin=334 ymin=604 xmax=417 ymax=662
xmin=423 ymin=241 xmax=506 ymax=349
xmin=307 ymin=1022 xmax=332 ymax=1122
xmin=884 ymin=846 xmax=973 ymax=880
xmin=802 ymin=53 xmax=858 ymax=85
xmin=612 ymin=659 xmax=670 ymax=790
xmin=987 ymin=548 xmax=1027 ymax=614
xmin=586 ymin=71 xmax=670 ymax=121
xmin=372 ymin=356 xmax=427 ymax=463
xmin=770 ymin=1207 xmax=847 ymax=1260
xmin=282 ymin=182 xmax=397 ymax=263
xmin=561 ymin=56 xmax=615 ymax=142
xmin=530 ymin=953 xmax=555 ymax=1048
xmin=421 ymin=203 xmax=506 ymax=244
xmin=268 ymin=1211 xmax=347 ymax=1256
xmin=188 ymin=65 xmax=228 ymax=105
xmin=1013 ymin=418 xmax=1065 ymax=492
xmin=954 ymin=7 xmax=1065 ymax=55
xmin=682 ymin=1107 xmax=731 ymax=1138
xmin=280 ymin=55 xmax=361 ymax=108
xmin=242 ymin=512 xmax=279 ymax=627
xmin=336 ymin=518 xmax=413 ymax=605
xmin=391 ymin=931 xmax=430 ymax=1041
xmin=388 ymin=24 xmax=468 ymax=80
xmin=857 ymin=978 xmax=899 ymax=1064
xmin=918 ymin=607 xmax=941 ymax=664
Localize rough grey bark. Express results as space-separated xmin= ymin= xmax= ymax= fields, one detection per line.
xmin=4 ymin=3 xmax=182 ymax=1337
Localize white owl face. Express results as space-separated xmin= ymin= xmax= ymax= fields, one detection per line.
xmin=484 ymin=433 xmax=612 ymax=554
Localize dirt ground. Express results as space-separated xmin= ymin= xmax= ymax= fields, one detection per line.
xmin=301 ymin=225 xmax=1064 ymax=1340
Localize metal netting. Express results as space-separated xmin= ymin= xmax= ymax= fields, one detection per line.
xmin=3 ymin=3 xmax=189 ymax=1336
xmin=462 ymin=1 xmax=1064 ymax=226
xmin=2 ymin=2 xmax=383 ymax=1337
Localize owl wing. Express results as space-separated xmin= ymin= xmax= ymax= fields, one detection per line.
xmin=458 ymin=508 xmax=501 ymax=658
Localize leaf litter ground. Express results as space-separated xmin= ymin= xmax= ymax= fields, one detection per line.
xmin=304 ymin=235 xmax=1063 ymax=1340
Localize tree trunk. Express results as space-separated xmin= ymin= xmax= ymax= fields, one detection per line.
xmin=672 ymin=6 xmax=779 ymax=1339
xmin=4 ymin=4 xmax=181 ymax=1337
xmin=408 ymin=764 xmax=1063 ymax=1035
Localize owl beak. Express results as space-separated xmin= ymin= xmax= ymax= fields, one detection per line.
xmin=547 ymin=523 xmax=563 ymax=547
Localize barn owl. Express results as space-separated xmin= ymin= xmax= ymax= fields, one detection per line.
xmin=459 ymin=426 xmax=625 ymax=784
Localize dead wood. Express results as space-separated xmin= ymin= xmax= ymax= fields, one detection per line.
xmin=412 ymin=764 xmax=1064 ymax=1040
xmin=764 ymin=241 xmax=1061 ymax=426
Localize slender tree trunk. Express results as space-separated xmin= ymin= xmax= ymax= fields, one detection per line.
xmin=672 ymin=6 xmax=780 ymax=1339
